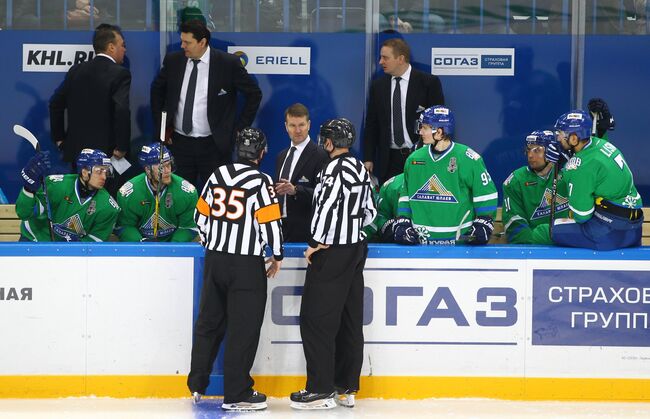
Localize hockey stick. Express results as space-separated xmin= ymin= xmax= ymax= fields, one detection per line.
xmin=152 ymin=111 xmax=166 ymax=239
xmin=548 ymin=162 xmax=559 ymax=239
xmin=455 ymin=209 xmax=472 ymax=243
xmin=13 ymin=124 xmax=55 ymax=241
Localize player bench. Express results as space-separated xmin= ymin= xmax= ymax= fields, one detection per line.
xmin=490 ymin=207 xmax=650 ymax=245
xmin=0 ymin=205 xmax=20 ymax=242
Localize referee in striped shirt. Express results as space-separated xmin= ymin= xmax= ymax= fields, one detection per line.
xmin=189 ymin=127 xmax=283 ymax=412
xmin=290 ymin=118 xmax=377 ymax=410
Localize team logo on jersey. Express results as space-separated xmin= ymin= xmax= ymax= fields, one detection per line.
xmin=165 ymin=193 xmax=173 ymax=209
xmin=87 ymin=200 xmax=96 ymax=215
xmin=531 ymin=188 xmax=569 ymax=220
xmin=465 ymin=148 xmax=480 ymax=161
xmin=141 ymin=214 xmax=175 ymax=239
xmin=410 ymin=174 xmax=458 ymax=203
xmin=181 ymin=180 xmax=195 ymax=193
xmin=525 ymin=181 xmax=538 ymax=186
xmin=52 ymin=214 xmax=86 ymax=241
xmin=411 ymin=160 xmax=426 ymax=165
xmin=119 ymin=182 xmax=134 ymax=197
xmin=447 ymin=157 xmax=457 ymax=173
xmin=64 ymin=196 xmax=73 ymax=204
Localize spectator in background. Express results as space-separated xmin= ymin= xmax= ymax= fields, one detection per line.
xmin=151 ymin=20 xmax=262 ymax=190
xmin=49 ymin=23 xmax=131 ymax=197
xmin=363 ymin=38 xmax=444 ymax=183
xmin=274 ymin=103 xmax=328 ymax=242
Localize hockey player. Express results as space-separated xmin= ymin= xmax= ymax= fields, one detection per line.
xmin=396 ymin=106 xmax=498 ymax=245
xmin=188 ymin=128 xmax=283 ymax=412
xmin=290 ymin=118 xmax=376 ymax=410
xmin=548 ymin=110 xmax=643 ymax=250
xmin=16 ymin=148 xmax=120 ymax=242
xmin=501 ymin=130 xmax=569 ymax=244
xmin=115 ymin=143 xmax=198 ymax=242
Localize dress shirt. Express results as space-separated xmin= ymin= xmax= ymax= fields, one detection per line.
xmin=279 ymin=135 xmax=311 ymax=217
xmin=175 ymin=47 xmax=211 ymax=137
xmin=390 ymin=64 xmax=414 ymax=149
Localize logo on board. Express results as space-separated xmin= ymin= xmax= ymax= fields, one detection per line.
xmin=227 ymin=46 xmax=311 ymax=75
xmin=431 ymin=48 xmax=515 ymax=76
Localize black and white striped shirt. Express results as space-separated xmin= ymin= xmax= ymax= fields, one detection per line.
xmin=309 ymin=153 xmax=377 ymax=247
xmin=195 ymin=162 xmax=283 ymax=260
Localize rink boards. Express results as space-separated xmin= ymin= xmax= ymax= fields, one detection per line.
xmin=1 ymin=243 xmax=649 ymax=400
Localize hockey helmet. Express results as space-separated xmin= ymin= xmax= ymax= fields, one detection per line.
xmin=416 ymin=106 xmax=455 ymax=140
xmin=318 ymin=118 xmax=356 ymax=149
xmin=525 ymin=130 xmax=555 ymax=150
xmin=138 ymin=143 xmax=173 ymax=168
xmin=76 ymin=148 xmax=113 ymax=177
xmin=554 ymin=110 xmax=592 ymax=141
xmin=236 ymin=127 xmax=267 ymax=160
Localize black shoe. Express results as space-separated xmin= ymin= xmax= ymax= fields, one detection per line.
xmin=289 ymin=389 xmax=337 ymax=410
xmin=221 ymin=390 xmax=267 ymax=411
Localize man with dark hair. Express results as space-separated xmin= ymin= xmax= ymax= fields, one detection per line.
xmin=363 ymin=37 xmax=444 ymax=183
xmin=275 ymin=103 xmax=328 ymax=242
xmin=50 ymin=23 xmax=131 ymax=175
xmin=151 ymin=20 xmax=262 ymax=190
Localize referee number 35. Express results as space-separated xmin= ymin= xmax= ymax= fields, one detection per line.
xmin=211 ymin=187 xmax=245 ymax=220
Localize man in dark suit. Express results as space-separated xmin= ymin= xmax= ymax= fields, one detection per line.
xmin=50 ymin=23 xmax=131 ymax=169
xmin=275 ymin=103 xmax=328 ymax=242
xmin=151 ymin=20 xmax=262 ymax=190
xmin=363 ymin=38 xmax=444 ymax=182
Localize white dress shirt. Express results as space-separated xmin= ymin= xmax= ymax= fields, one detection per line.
xmin=390 ymin=64 xmax=414 ymax=149
xmin=175 ymin=47 xmax=211 ymax=138
xmin=279 ymin=135 xmax=311 ymax=217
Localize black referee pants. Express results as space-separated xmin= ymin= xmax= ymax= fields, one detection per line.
xmin=187 ymin=251 xmax=267 ymax=404
xmin=300 ymin=241 xmax=368 ymax=394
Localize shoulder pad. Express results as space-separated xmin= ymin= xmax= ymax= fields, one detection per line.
xmin=503 ymin=172 xmax=514 ymax=186
xmin=108 ymin=195 xmax=120 ymax=210
xmin=180 ymin=180 xmax=196 ymax=194
xmin=119 ymin=182 xmax=134 ymax=197
xmin=465 ymin=148 xmax=481 ymax=161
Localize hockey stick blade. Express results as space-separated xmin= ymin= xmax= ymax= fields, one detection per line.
xmin=13 ymin=124 xmax=40 ymax=151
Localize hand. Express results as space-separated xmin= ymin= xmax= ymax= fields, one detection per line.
xmin=55 ymin=140 xmax=64 ymax=151
xmin=112 ymin=149 xmax=126 ymax=159
xmin=545 ymin=142 xmax=560 ymax=165
xmin=364 ymin=161 xmax=374 ymax=174
xmin=587 ymin=97 xmax=615 ymax=137
xmin=265 ymin=257 xmax=282 ymax=278
xmin=392 ymin=218 xmax=419 ymax=245
xmin=21 ymin=151 xmax=51 ymax=192
xmin=467 ymin=216 xmax=494 ymax=245
xmin=275 ymin=179 xmax=296 ymax=196
xmin=304 ymin=243 xmax=329 ymax=264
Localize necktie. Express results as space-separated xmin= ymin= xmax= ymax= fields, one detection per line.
xmin=392 ymin=76 xmax=405 ymax=147
xmin=278 ymin=146 xmax=297 ymax=214
xmin=182 ymin=59 xmax=200 ymax=135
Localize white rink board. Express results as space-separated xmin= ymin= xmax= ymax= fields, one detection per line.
xmin=253 ymin=256 xmax=650 ymax=379
xmin=0 ymin=256 xmax=194 ymax=375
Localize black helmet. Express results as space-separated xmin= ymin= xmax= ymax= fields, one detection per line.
xmin=236 ymin=127 xmax=267 ymax=160
xmin=318 ymin=118 xmax=356 ymax=149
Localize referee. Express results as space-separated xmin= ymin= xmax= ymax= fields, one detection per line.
xmin=290 ymin=118 xmax=377 ymax=410
xmin=189 ymin=127 xmax=283 ymax=412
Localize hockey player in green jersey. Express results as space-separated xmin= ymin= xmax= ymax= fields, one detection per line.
xmin=396 ymin=106 xmax=498 ymax=245
xmin=548 ymin=110 xmax=643 ymax=250
xmin=116 ymin=143 xmax=198 ymax=242
xmin=16 ymin=149 xmax=120 ymax=242
xmin=502 ymin=130 xmax=569 ymax=244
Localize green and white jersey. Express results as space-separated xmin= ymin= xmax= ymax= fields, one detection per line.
xmin=15 ymin=174 xmax=120 ymax=242
xmin=563 ymin=136 xmax=642 ymax=222
xmin=116 ymin=173 xmax=199 ymax=242
xmin=502 ymin=166 xmax=569 ymax=244
xmin=398 ymin=142 xmax=498 ymax=243
xmin=364 ymin=173 xmax=403 ymax=240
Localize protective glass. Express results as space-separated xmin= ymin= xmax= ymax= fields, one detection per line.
xmin=91 ymin=165 xmax=114 ymax=178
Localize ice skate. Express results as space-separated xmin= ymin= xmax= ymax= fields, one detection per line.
xmin=335 ymin=388 xmax=357 ymax=408
xmin=221 ymin=391 xmax=267 ymax=411
xmin=289 ymin=389 xmax=337 ymax=410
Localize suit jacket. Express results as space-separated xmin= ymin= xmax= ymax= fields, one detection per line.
xmin=363 ymin=67 xmax=444 ymax=181
xmin=275 ymin=140 xmax=329 ymax=242
xmin=150 ymin=47 xmax=262 ymax=159
xmin=50 ymin=55 xmax=131 ymax=163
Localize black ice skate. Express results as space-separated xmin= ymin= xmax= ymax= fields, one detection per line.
xmin=221 ymin=390 xmax=267 ymax=411
xmin=289 ymin=389 xmax=337 ymax=410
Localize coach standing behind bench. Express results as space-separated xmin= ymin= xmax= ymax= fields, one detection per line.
xmin=151 ymin=20 xmax=262 ymax=190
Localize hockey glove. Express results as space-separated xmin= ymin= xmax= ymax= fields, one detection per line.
xmin=587 ymin=97 xmax=615 ymax=137
xmin=380 ymin=218 xmax=398 ymax=242
xmin=21 ymin=151 xmax=51 ymax=193
xmin=467 ymin=216 xmax=494 ymax=245
xmin=392 ymin=218 xmax=420 ymax=245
